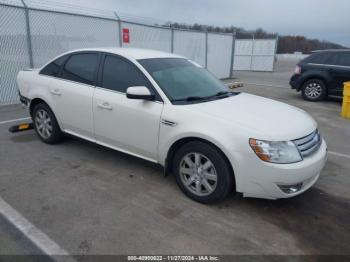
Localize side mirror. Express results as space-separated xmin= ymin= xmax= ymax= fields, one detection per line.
xmin=126 ymin=86 xmax=155 ymax=100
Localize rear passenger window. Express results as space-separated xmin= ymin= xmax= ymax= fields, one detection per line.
xmin=101 ymin=55 xmax=151 ymax=93
xmin=40 ymin=55 xmax=68 ymax=77
xmin=61 ymin=53 xmax=98 ymax=85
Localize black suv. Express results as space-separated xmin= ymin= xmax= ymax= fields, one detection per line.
xmin=290 ymin=49 xmax=350 ymax=101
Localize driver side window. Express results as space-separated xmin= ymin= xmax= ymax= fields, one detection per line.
xmin=102 ymin=55 xmax=149 ymax=93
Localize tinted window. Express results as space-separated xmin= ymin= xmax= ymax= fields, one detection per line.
xmin=334 ymin=53 xmax=350 ymax=67
xmin=40 ymin=55 xmax=68 ymax=77
xmin=61 ymin=53 xmax=98 ymax=85
xmin=102 ymin=55 xmax=151 ymax=93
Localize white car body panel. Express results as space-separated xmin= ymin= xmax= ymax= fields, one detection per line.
xmin=48 ymin=78 xmax=95 ymax=140
xmin=93 ymin=87 xmax=163 ymax=161
xmin=17 ymin=47 xmax=327 ymax=200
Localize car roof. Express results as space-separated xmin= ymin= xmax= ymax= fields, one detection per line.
xmin=64 ymin=47 xmax=185 ymax=60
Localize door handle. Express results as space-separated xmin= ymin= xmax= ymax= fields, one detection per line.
xmin=50 ymin=89 xmax=62 ymax=96
xmin=97 ymin=102 xmax=113 ymax=110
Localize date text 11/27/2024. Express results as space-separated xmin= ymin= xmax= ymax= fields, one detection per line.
xmin=127 ymin=255 xmax=219 ymax=261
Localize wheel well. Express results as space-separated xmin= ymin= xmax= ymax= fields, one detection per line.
xmin=29 ymin=98 xmax=47 ymax=117
xmin=165 ymin=137 xmax=236 ymax=187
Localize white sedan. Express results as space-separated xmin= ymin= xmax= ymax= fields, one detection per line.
xmin=17 ymin=48 xmax=327 ymax=203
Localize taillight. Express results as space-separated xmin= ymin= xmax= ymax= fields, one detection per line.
xmin=294 ymin=65 xmax=301 ymax=75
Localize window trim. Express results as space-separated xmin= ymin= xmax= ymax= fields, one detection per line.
xmin=97 ymin=52 xmax=163 ymax=102
xmin=57 ymin=51 xmax=101 ymax=86
xmin=308 ymin=63 xmax=350 ymax=69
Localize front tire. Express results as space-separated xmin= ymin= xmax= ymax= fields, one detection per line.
xmin=33 ymin=103 xmax=63 ymax=144
xmin=173 ymin=141 xmax=234 ymax=204
xmin=301 ymin=79 xmax=327 ymax=101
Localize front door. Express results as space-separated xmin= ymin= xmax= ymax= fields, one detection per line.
xmin=93 ymin=54 xmax=163 ymax=161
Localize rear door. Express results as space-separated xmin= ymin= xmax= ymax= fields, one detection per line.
xmin=49 ymin=52 xmax=99 ymax=140
xmin=328 ymin=52 xmax=350 ymax=96
xmin=93 ymin=54 xmax=163 ymax=161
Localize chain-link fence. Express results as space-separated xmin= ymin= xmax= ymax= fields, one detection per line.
xmin=0 ymin=0 xmax=237 ymax=105
xmin=0 ymin=1 xmax=30 ymax=105
xmin=0 ymin=1 xmax=281 ymax=106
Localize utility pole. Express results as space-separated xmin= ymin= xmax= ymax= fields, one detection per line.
xmin=20 ymin=0 xmax=34 ymax=68
xmin=114 ymin=11 xmax=122 ymax=47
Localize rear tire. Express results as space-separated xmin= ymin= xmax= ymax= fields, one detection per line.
xmin=32 ymin=103 xmax=64 ymax=144
xmin=301 ymin=79 xmax=327 ymax=102
xmin=172 ymin=141 xmax=234 ymax=204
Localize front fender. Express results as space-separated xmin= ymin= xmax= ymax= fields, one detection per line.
xmin=157 ymin=103 xmax=269 ymax=193
xmin=158 ymin=127 xmax=252 ymax=193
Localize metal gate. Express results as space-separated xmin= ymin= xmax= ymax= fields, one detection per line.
xmin=173 ymin=29 xmax=206 ymax=67
xmin=233 ymin=39 xmax=277 ymax=72
xmin=207 ymin=33 xmax=234 ymax=79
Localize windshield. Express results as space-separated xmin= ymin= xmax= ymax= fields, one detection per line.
xmin=138 ymin=58 xmax=233 ymax=104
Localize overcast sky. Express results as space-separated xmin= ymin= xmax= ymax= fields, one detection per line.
xmin=67 ymin=0 xmax=350 ymax=46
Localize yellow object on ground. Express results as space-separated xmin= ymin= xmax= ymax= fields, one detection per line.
xmin=227 ymin=82 xmax=244 ymax=89
xmin=342 ymin=82 xmax=350 ymax=119
xmin=8 ymin=122 xmax=33 ymax=133
xmin=18 ymin=123 xmax=30 ymax=130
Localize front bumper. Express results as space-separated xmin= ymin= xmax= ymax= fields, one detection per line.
xmin=289 ymin=74 xmax=303 ymax=91
xmin=233 ymin=139 xmax=327 ymax=199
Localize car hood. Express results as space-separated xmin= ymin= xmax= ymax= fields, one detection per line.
xmin=184 ymin=93 xmax=317 ymax=141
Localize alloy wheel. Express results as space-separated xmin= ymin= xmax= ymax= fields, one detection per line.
xmin=35 ymin=109 xmax=53 ymax=139
xmin=304 ymin=82 xmax=322 ymax=99
xmin=179 ymin=152 xmax=218 ymax=196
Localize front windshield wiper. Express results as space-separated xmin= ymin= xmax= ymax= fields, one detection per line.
xmin=202 ymin=91 xmax=234 ymax=100
xmin=208 ymin=91 xmax=231 ymax=98
xmin=172 ymin=91 xmax=233 ymax=103
xmin=172 ymin=96 xmax=206 ymax=102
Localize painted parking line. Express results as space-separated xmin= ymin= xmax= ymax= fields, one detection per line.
xmin=0 ymin=197 xmax=75 ymax=261
xmin=0 ymin=117 xmax=31 ymax=125
xmin=328 ymin=151 xmax=350 ymax=159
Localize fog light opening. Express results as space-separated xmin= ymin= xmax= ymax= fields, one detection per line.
xmin=278 ymin=183 xmax=303 ymax=194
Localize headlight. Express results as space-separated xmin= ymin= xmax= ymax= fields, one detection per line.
xmin=249 ymin=138 xmax=302 ymax=164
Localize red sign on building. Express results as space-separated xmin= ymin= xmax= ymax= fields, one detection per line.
xmin=122 ymin=28 xmax=130 ymax=43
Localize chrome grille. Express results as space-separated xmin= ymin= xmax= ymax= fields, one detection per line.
xmin=293 ymin=130 xmax=321 ymax=158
